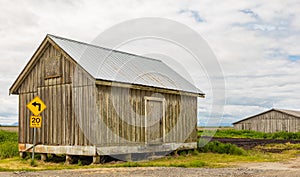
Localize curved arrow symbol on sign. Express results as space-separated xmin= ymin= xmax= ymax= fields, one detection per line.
xmin=32 ymin=102 xmax=41 ymax=111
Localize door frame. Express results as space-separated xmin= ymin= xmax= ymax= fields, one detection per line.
xmin=144 ymin=96 xmax=166 ymax=144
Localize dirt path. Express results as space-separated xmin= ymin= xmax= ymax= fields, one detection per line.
xmin=1 ymin=157 xmax=299 ymax=177
xmin=0 ymin=167 xmax=266 ymax=177
xmin=238 ymin=154 xmax=300 ymax=177
xmin=204 ymin=136 xmax=300 ymax=150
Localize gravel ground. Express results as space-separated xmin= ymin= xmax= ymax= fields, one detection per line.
xmin=0 ymin=167 xmax=267 ymax=177
xmin=1 ymin=155 xmax=300 ymax=177
xmin=0 ymin=167 xmax=299 ymax=177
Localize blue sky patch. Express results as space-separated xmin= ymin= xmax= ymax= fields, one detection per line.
xmin=179 ymin=9 xmax=204 ymax=23
xmin=240 ymin=9 xmax=258 ymax=19
xmin=190 ymin=10 xmax=204 ymax=22
xmin=288 ymin=55 xmax=300 ymax=61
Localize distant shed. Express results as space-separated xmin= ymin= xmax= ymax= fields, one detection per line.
xmin=9 ymin=34 xmax=204 ymax=162
xmin=233 ymin=109 xmax=300 ymax=133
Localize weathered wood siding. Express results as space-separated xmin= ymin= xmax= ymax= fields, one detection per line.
xmin=17 ymin=42 xmax=198 ymax=149
xmin=18 ymin=44 xmax=88 ymax=146
xmin=90 ymin=85 xmax=197 ymax=146
xmin=234 ymin=110 xmax=300 ymax=133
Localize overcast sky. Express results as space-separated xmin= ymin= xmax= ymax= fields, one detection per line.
xmin=0 ymin=0 xmax=299 ymax=126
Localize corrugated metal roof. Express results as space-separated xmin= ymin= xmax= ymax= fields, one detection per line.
xmin=48 ymin=34 xmax=203 ymax=95
xmin=276 ymin=109 xmax=300 ymax=118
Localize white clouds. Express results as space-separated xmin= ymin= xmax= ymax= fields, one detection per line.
xmin=187 ymin=1 xmax=300 ymax=125
xmin=0 ymin=0 xmax=299 ymax=125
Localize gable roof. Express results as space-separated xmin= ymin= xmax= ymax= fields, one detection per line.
xmin=277 ymin=109 xmax=300 ymax=118
xmin=10 ymin=34 xmax=204 ymax=96
xmin=233 ymin=108 xmax=300 ymax=124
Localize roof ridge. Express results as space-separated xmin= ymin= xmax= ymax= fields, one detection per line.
xmin=275 ymin=109 xmax=300 ymax=117
xmin=275 ymin=108 xmax=300 ymax=112
xmin=47 ymin=34 xmax=162 ymax=62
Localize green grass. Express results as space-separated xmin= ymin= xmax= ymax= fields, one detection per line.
xmin=0 ymin=129 xmax=18 ymax=142
xmin=0 ymin=148 xmax=299 ymax=171
xmin=198 ymin=141 xmax=247 ymax=155
xmin=198 ymin=129 xmax=300 ymax=140
xmin=30 ymin=159 xmax=38 ymax=167
xmin=99 ymin=149 xmax=299 ymax=169
xmin=0 ymin=130 xmax=19 ymax=159
xmin=0 ymin=128 xmax=300 ymax=171
xmin=108 ymin=158 xmax=207 ymax=168
xmin=255 ymin=142 xmax=300 ymax=151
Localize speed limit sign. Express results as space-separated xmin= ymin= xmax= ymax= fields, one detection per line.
xmin=30 ymin=115 xmax=42 ymax=128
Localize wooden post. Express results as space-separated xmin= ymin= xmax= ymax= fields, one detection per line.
xmin=93 ymin=155 xmax=100 ymax=164
xmin=124 ymin=153 xmax=132 ymax=162
xmin=41 ymin=154 xmax=47 ymax=161
xmin=19 ymin=152 xmax=25 ymax=159
xmin=65 ymin=155 xmax=72 ymax=164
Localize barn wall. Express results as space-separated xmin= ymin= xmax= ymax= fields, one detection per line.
xmin=234 ymin=110 xmax=300 ymax=133
xmin=18 ymin=44 xmax=89 ymax=146
xmin=90 ymin=85 xmax=197 ymax=146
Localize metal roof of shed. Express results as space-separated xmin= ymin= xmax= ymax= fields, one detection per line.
xmin=277 ymin=109 xmax=300 ymax=118
xmin=48 ymin=34 xmax=203 ymax=95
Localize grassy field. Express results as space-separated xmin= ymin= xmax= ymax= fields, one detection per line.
xmin=199 ymin=129 xmax=300 ymax=140
xmin=0 ymin=129 xmax=299 ymax=171
xmin=0 ymin=130 xmax=18 ymax=159
xmin=255 ymin=142 xmax=300 ymax=152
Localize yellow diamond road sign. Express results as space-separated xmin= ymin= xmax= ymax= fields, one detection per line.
xmin=26 ymin=96 xmax=46 ymax=116
xmin=30 ymin=115 xmax=42 ymax=128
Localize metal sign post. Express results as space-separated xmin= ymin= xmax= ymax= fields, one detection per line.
xmin=32 ymin=127 xmax=36 ymax=160
xmin=29 ymin=115 xmax=42 ymax=160
xmin=26 ymin=96 xmax=47 ymax=161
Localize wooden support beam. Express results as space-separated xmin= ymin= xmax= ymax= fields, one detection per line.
xmin=95 ymin=80 xmax=204 ymax=98
xmin=124 ymin=153 xmax=132 ymax=162
xmin=20 ymin=142 xmax=197 ymax=156
xmin=65 ymin=155 xmax=72 ymax=164
xmin=19 ymin=152 xmax=25 ymax=159
xmin=41 ymin=154 xmax=47 ymax=161
xmin=92 ymin=155 xmax=101 ymax=164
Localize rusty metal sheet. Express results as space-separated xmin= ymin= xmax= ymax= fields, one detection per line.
xmin=18 ymin=143 xmax=25 ymax=151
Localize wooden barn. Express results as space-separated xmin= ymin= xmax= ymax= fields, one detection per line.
xmin=9 ymin=34 xmax=204 ymax=162
xmin=233 ymin=109 xmax=300 ymax=133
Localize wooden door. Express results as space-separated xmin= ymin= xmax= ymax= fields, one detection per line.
xmin=145 ymin=97 xmax=165 ymax=144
